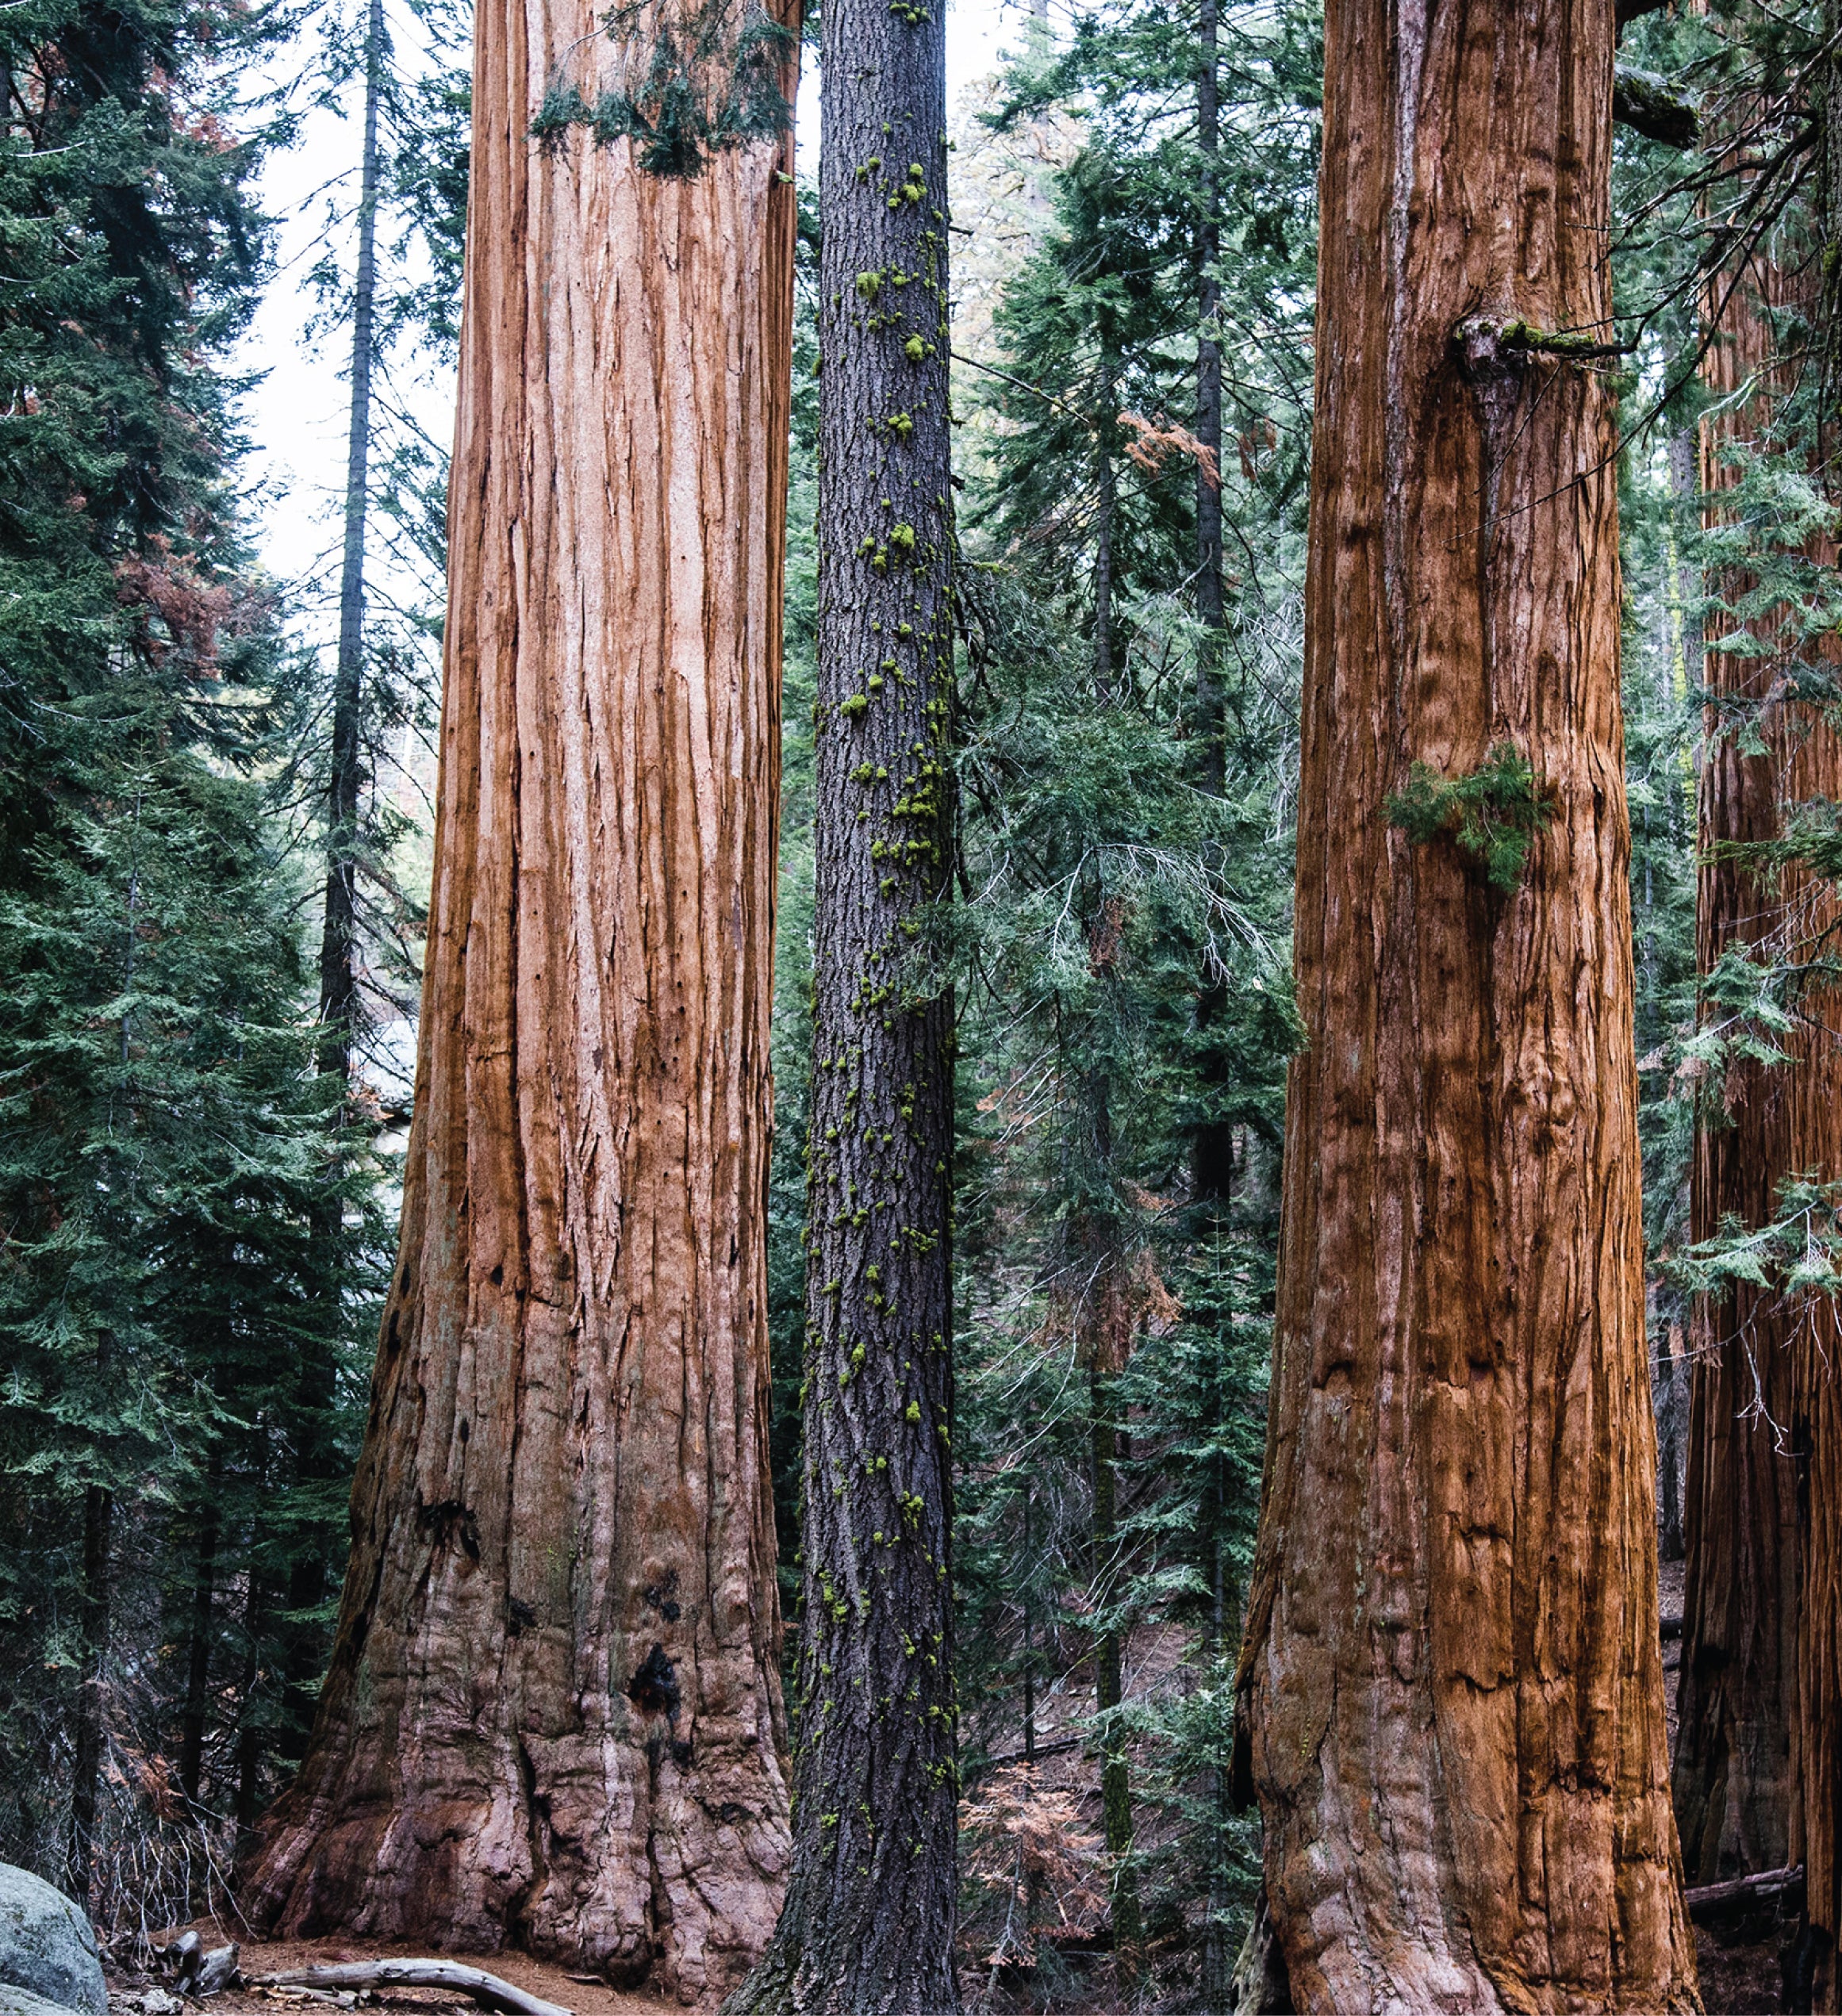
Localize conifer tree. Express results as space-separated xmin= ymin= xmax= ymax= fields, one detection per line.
xmin=724 ymin=0 xmax=957 ymax=1998
xmin=0 ymin=0 xmax=374 ymax=1905
xmin=1230 ymin=0 xmax=1695 ymax=2001
xmin=242 ymin=0 xmax=803 ymax=1992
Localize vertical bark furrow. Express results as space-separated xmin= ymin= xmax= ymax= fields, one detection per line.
xmin=722 ymin=0 xmax=957 ymax=2002
xmin=1675 ymin=251 xmax=1841 ymax=1901
xmin=240 ymin=6 xmax=800 ymax=1997
xmin=1231 ymin=2 xmax=1696 ymax=2009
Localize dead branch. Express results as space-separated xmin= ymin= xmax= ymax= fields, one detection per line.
xmin=1681 ymin=1864 xmax=1805 ymax=1922
xmin=252 ymin=1965 xmax=571 ymax=2016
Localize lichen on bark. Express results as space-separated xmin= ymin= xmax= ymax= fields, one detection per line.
xmin=719 ymin=0 xmax=957 ymax=1997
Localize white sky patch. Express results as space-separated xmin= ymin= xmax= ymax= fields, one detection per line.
xmin=234 ymin=0 xmax=1027 ymax=611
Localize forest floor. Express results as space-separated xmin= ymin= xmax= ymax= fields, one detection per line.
xmin=1655 ymin=1557 xmax=1786 ymax=2013
xmin=107 ymin=1928 xmax=665 ymax=2016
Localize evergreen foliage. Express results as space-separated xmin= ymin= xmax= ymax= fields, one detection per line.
xmin=529 ymin=0 xmax=793 ymax=178
xmin=0 ymin=0 xmax=396 ymax=1926
xmin=1385 ymin=744 xmax=1556 ymax=892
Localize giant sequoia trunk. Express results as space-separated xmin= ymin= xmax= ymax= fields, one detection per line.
xmin=1230 ymin=1 xmax=1697 ymax=2006
xmin=240 ymin=3 xmax=800 ymax=1994
xmin=722 ymin=0 xmax=957 ymax=1999
xmin=1672 ymin=262 xmax=1823 ymax=1893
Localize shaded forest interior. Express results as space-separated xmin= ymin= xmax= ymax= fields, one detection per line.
xmin=8 ymin=0 xmax=1842 ymax=2008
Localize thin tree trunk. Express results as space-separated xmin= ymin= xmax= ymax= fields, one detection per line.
xmin=240 ymin=2 xmax=801 ymax=1995
xmin=179 ymin=1485 xmax=221 ymax=1804
xmin=67 ymin=1478 xmax=113 ymax=1903
xmin=287 ymin=0 xmax=386 ymax=1771
xmin=1200 ymin=1258 xmax=1234 ymax=2013
xmin=1022 ymin=1485 xmax=1036 ymax=1764
xmin=1230 ymin=0 xmax=1696 ymax=2005
xmin=236 ymin=1571 xmax=272 ymax=1859
xmin=1093 ymin=388 xmax=1116 ymax=696
xmin=721 ymin=0 xmax=955 ymax=2001
xmin=1189 ymin=0 xmax=1236 ymax=1217
xmin=1193 ymin=0 xmax=1224 ymax=793
xmin=317 ymin=0 xmax=386 ymax=1087
xmin=1088 ymin=1358 xmax=1141 ymax=1976
xmin=1657 ymin=1324 xmax=1684 ymax=1566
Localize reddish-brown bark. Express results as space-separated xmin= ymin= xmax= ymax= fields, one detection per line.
xmin=238 ymin=3 xmax=800 ymax=1997
xmin=1672 ymin=266 xmax=1815 ymax=1894
xmin=1671 ymin=256 xmax=1842 ymax=2006
xmin=1230 ymin=0 xmax=1697 ymax=2006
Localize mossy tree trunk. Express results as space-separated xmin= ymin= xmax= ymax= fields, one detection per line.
xmin=239 ymin=0 xmax=801 ymax=1995
xmin=720 ymin=0 xmax=956 ymax=2001
xmin=1230 ymin=0 xmax=1697 ymax=2006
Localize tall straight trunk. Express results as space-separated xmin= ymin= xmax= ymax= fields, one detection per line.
xmin=240 ymin=2 xmax=801 ymax=1995
xmin=1073 ymin=1030 xmax=1138 ymax=1971
xmin=179 ymin=1486 xmax=221 ymax=1804
xmin=1189 ymin=0 xmax=1237 ymax=1214
xmin=287 ymin=0 xmax=386 ymax=1769
xmin=67 ymin=1479 xmax=113 ymax=1903
xmin=1093 ymin=389 xmax=1116 ymax=696
xmin=1783 ymin=39 xmax=1842 ymax=1991
xmin=723 ymin=0 xmax=955 ymax=2003
xmin=236 ymin=1571 xmax=273 ymax=1859
xmin=317 ymin=0 xmax=385 ymax=1085
xmin=1193 ymin=0 xmax=1224 ymax=786
xmin=1673 ymin=254 xmax=1841 ymax=1895
xmin=1200 ymin=1240 xmax=1235 ymax=2013
xmin=1087 ymin=1358 xmax=1141 ymax=1972
xmin=1230 ymin=0 xmax=1695 ymax=2006
xmin=1021 ymin=1485 xmax=1036 ymax=1762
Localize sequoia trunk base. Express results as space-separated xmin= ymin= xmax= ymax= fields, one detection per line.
xmin=240 ymin=3 xmax=800 ymax=1997
xmin=1231 ymin=0 xmax=1697 ymax=2008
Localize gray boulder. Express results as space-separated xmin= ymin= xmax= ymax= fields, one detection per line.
xmin=0 ymin=1867 xmax=107 ymax=2016
xmin=0 ymin=1986 xmax=91 ymax=2016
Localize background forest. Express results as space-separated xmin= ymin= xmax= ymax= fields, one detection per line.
xmin=0 ymin=0 xmax=1832 ymax=2004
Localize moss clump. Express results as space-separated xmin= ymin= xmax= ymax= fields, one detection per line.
xmin=1385 ymin=742 xmax=1554 ymax=891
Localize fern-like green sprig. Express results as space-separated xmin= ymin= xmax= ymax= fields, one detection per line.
xmin=1385 ymin=742 xmax=1555 ymax=891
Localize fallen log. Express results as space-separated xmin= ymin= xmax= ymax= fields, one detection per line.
xmin=1682 ymin=1864 xmax=1804 ymax=1924
xmin=253 ymin=1964 xmax=572 ymax=2016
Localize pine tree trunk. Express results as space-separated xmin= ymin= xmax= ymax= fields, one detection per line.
xmin=1192 ymin=0 xmax=1224 ymax=791
xmin=1088 ymin=1359 xmax=1141 ymax=1975
xmin=1230 ymin=0 xmax=1696 ymax=2006
xmin=240 ymin=1 xmax=801 ymax=1993
xmin=317 ymin=0 xmax=384 ymax=1087
xmin=236 ymin=1571 xmax=273 ymax=1858
xmin=287 ymin=0 xmax=386 ymax=1771
xmin=720 ymin=0 xmax=956 ymax=1999
xmin=1200 ymin=1290 xmax=1234 ymax=2013
xmin=1093 ymin=391 xmax=1116 ymax=696
xmin=1189 ymin=0 xmax=1237 ymax=1215
xmin=67 ymin=1479 xmax=113 ymax=1903
xmin=180 ymin=1488 xmax=221 ymax=1804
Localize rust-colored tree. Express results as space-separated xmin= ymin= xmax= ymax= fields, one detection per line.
xmin=1778 ymin=40 xmax=1842 ymax=1995
xmin=1229 ymin=0 xmax=1698 ymax=2007
xmin=238 ymin=0 xmax=801 ymax=1997
xmin=1672 ymin=255 xmax=1833 ymax=1893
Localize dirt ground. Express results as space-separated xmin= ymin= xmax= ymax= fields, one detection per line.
xmin=107 ymin=1928 xmax=667 ymax=2016
xmin=100 ymin=1914 xmax=1801 ymax=2015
